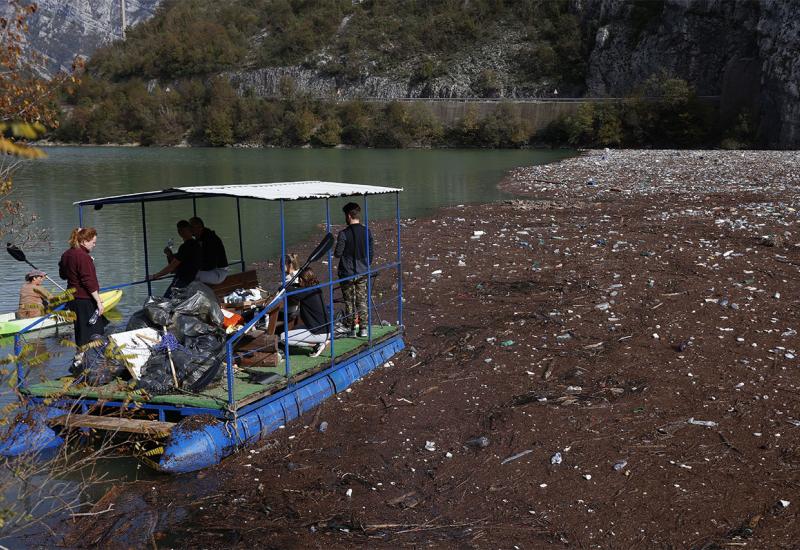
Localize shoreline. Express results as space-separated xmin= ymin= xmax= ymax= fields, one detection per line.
xmin=66 ymin=149 xmax=800 ymax=547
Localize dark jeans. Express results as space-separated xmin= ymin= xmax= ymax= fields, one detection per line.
xmin=70 ymin=298 xmax=106 ymax=347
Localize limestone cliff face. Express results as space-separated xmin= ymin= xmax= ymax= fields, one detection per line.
xmin=2 ymin=0 xmax=160 ymax=75
xmin=580 ymin=0 xmax=799 ymax=147
xmin=757 ymin=0 xmax=800 ymax=148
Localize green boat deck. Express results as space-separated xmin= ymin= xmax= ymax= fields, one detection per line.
xmin=22 ymin=325 xmax=399 ymax=411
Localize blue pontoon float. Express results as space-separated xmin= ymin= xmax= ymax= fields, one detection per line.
xmin=2 ymin=182 xmax=404 ymax=473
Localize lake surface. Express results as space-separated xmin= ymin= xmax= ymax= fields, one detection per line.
xmin=1 ymin=146 xmax=572 ymax=326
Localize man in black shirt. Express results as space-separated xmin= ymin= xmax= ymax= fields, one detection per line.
xmin=189 ymin=216 xmax=229 ymax=285
xmin=150 ymin=220 xmax=203 ymax=297
xmin=334 ymin=202 xmax=374 ymax=338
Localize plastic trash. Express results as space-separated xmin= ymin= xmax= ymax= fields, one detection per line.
xmin=173 ymin=314 xmax=216 ymax=340
xmin=125 ymin=309 xmax=158 ymax=331
xmin=687 ymin=417 xmax=718 ymax=427
xmin=425 ymin=441 xmax=436 ymax=451
xmin=318 ymin=421 xmax=328 ymax=433
xmin=173 ymin=291 xmax=224 ymax=327
xmin=72 ymin=335 xmax=128 ymax=385
xmin=550 ymin=452 xmax=563 ymax=465
xmin=466 ymin=436 xmax=490 ymax=448
xmin=144 ymin=298 xmax=172 ymax=327
xmin=613 ymin=459 xmax=628 ymax=471
xmin=88 ymin=309 xmax=101 ymax=325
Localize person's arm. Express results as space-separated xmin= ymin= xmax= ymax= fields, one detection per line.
xmin=150 ymin=258 xmax=181 ymax=280
xmin=90 ymin=290 xmax=104 ymax=315
xmin=333 ymin=230 xmax=346 ymax=258
xmin=368 ymin=227 xmax=374 ymax=264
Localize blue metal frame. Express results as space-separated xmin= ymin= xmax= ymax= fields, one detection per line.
xmin=13 ymin=184 xmax=406 ymax=430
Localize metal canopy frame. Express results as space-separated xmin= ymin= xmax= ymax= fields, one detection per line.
xmin=16 ymin=181 xmax=405 ymax=419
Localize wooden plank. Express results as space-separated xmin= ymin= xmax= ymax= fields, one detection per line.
xmin=52 ymin=414 xmax=175 ymax=435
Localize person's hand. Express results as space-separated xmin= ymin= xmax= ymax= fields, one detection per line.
xmin=163 ymin=247 xmax=171 ymax=255
xmin=97 ymin=301 xmax=105 ymax=316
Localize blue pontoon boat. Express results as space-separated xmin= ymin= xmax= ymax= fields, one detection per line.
xmin=1 ymin=182 xmax=405 ymax=473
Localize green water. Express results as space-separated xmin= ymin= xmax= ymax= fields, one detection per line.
xmin=1 ymin=147 xmax=572 ymax=319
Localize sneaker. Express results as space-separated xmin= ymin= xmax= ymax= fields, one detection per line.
xmin=357 ymin=327 xmax=368 ymax=338
xmin=310 ymin=341 xmax=328 ymax=357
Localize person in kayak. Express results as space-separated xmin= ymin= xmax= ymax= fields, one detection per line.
xmin=278 ymin=267 xmax=330 ymax=357
xmin=16 ymin=269 xmax=53 ymax=319
xmin=59 ymin=227 xmax=105 ymax=347
xmin=189 ymin=216 xmax=229 ymax=285
xmin=149 ymin=220 xmax=202 ymax=297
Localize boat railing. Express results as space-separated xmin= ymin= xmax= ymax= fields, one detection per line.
xmin=223 ymin=259 xmax=401 ymax=412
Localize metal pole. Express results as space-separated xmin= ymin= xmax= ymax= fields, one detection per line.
xmin=279 ymin=200 xmax=286 ymax=288
xmin=279 ymin=200 xmax=291 ymax=379
xmin=192 ymin=197 xmax=197 ymax=217
xmin=396 ymin=191 xmax=402 ymax=326
xmin=363 ymin=194 xmax=372 ymax=342
xmin=141 ymin=202 xmax=152 ymax=296
xmin=78 ymin=205 xmax=84 ymax=227
xmin=236 ymin=198 xmax=245 ymax=271
xmin=326 ymin=199 xmax=335 ymax=365
xmin=226 ymin=341 xmax=234 ymax=410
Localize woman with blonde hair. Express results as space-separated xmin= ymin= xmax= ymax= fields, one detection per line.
xmin=59 ymin=227 xmax=105 ymax=346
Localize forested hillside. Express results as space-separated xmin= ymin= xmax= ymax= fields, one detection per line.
xmin=52 ymin=0 xmax=799 ymax=148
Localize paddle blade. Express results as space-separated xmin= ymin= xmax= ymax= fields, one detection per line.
xmin=6 ymin=244 xmax=26 ymax=263
xmin=307 ymin=233 xmax=334 ymax=264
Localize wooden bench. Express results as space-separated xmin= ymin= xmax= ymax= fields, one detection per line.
xmin=208 ymin=269 xmax=260 ymax=303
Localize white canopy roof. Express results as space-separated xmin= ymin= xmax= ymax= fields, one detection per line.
xmin=74 ymin=181 xmax=402 ymax=206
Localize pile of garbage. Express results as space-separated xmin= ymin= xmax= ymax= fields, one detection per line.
xmin=72 ymin=282 xmax=227 ymax=394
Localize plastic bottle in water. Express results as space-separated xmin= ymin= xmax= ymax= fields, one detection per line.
xmin=166 ymin=238 xmax=175 ymax=252
xmin=88 ymin=309 xmax=101 ymax=325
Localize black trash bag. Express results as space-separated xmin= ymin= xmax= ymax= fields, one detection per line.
xmin=144 ymin=298 xmax=173 ymax=327
xmin=125 ymin=309 xmax=159 ymax=331
xmin=135 ymin=330 xmax=226 ymax=394
xmin=71 ymin=336 xmax=128 ymax=386
xmin=170 ymin=281 xmax=217 ymax=305
xmin=178 ymin=350 xmax=224 ymax=392
xmin=136 ymin=350 xmax=175 ymax=394
xmin=184 ymin=332 xmax=225 ymax=354
xmin=172 ymin=314 xmax=216 ymax=341
xmin=173 ymin=291 xmax=223 ymax=327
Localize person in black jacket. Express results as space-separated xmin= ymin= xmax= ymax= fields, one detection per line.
xmin=189 ymin=216 xmax=229 ymax=284
xmin=149 ymin=220 xmax=202 ymax=297
xmin=278 ymin=268 xmax=330 ymax=357
xmin=334 ymin=202 xmax=373 ymax=338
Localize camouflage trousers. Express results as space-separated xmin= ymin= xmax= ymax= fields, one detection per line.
xmin=341 ymin=276 xmax=368 ymax=329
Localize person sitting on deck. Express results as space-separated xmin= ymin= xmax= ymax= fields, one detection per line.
xmin=189 ymin=216 xmax=229 ymax=285
xmin=148 ymin=220 xmax=203 ymax=297
xmin=16 ymin=270 xmax=53 ymax=319
xmin=278 ymin=267 xmax=329 ymax=358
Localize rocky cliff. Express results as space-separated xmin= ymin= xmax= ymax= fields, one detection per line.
xmin=2 ymin=0 xmax=160 ymax=75
xmin=11 ymin=0 xmax=800 ymax=147
xmin=580 ymin=0 xmax=799 ymax=147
